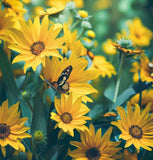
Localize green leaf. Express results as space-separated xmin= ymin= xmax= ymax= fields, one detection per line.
xmin=104 ymin=82 xmax=115 ymax=102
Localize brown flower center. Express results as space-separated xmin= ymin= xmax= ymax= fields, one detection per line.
xmin=129 ymin=125 xmax=143 ymax=139
xmin=61 ymin=112 xmax=73 ymax=124
xmin=86 ymin=147 xmax=101 ymax=160
xmin=0 ymin=123 xmax=10 ymax=139
xmin=30 ymin=41 xmax=45 ymax=55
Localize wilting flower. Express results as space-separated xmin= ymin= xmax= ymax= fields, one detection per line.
xmin=50 ymin=93 xmax=91 ymax=137
xmin=140 ymin=55 xmax=153 ymax=83
xmin=0 ymin=100 xmax=31 ymax=157
xmin=111 ymin=103 xmax=153 ymax=152
xmin=2 ymin=0 xmax=26 ymax=15
xmin=130 ymin=89 xmax=153 ymax=112
xmin=68 ymin=124 xmax=121 ymax=159
xmin=42 ymin=56 xmax=98 ymax=96
xmin=127 ymin=17 xmax=153 ymax=47
xmin=89 ymin=55 xmax=116 ymax=78
xmin=9 ymin=16 xmax=64 ymax=72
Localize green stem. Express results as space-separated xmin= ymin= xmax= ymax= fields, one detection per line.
xmin=139 ymin=91 xmax=142 ymax=107
xmin=77 ymin=28 xmax=86 ymax=40
xmin=71 ymin=19 xmax=81 ymax=31
xmin=113 ymin=53 xmax=125 ymax=103
xmin=27 ymin=101 xmax=33 ymax=113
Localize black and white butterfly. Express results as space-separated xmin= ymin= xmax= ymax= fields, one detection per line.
xmin=45 ymin=65 xmax=73 ymax=93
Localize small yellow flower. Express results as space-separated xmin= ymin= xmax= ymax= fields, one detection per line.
xmin=127 ymin=18 xmax=153 ymax=47
xmin=0 ymin=100 xmax=31 ymax=157
xmin=87 ymin=30 xmax=96 ymax=39
xmin=68 ymin=124 xmax=121 ymax=159
xmin=50 ymin=93 xmax=91 ymax=137
xmin=140 ymin=55 xmax=153 ymax=83
xmin=2 ymin=0 xmax=26 ymax=15
xmin=89 ymin=55 xmax=117 ymax=78
xmin=9 ymin=16 xmax=64 ymax=72
xmin=102 ymin=38 xmax=117 ymax=55
xmin=34 ymin=131 xmax=44 ymax=142
xmin=93 ymin=0 xmax=112 ymax=10
xmin=130 ymin=89 xmax=153 ymax=112
xmin=42 ymin=56 xmax=98 ymax=96
xmin=78 ymin=10 xmax=88 ymax=18
xmin=111 ymin=103 xmax=153 ymax=152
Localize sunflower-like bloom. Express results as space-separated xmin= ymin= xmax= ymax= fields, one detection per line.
xmin=127 ymin=18 xmax=153 ymax=47
xmin=42 ymin=56 xmax=98 ymax=95
xmin=9 ymin=16 xmax=64 ymax=72
xmin=140 ymin=55 xmax=153 ymax=83
xmin=89 ymin=55 xmax=116 ymax=78
xmin=0 ymin=100 xmax=31 ymax=157
xmin=0 ymin=7 xmax=15 ymax=43
xmin=129 ymin=90 xmax=153 ymax=112
xmin=2 ymin=0 xmax=26 ymax=15
xmin=68 ymin=124 xmax=121 ymax=159
xmin=111 ymin=103 xmax=153 ymax=152
xmin=50 ymin=93 xmax=91 ymax=137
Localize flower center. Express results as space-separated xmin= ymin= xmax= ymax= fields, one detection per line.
xmin=0 ymin=123 xmax=10 ymax=139
xmin=30 ymin=41 xmax=45 ymax=55
xmin=129 ymin=125 xmax=143 ymax=139
xmin=85 ymin=147 xmax=101 ymax=160
xmin=148 ymin=62 xmax=153 ymax=69
xmin=61 ymin=112 xmax=73 ymax=124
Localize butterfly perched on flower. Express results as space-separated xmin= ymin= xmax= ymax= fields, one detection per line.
xmin=45 ymin=65 xmax=73 ymax=93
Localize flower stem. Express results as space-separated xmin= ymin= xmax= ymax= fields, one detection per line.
xmin=27 ymin=101 xmax=33 ymax=112
xmin=139 ymin=91 xmax=142 ymax=107
xmin=113 ymin=53 xmax=125 ymax=103
xmin=77 ymin=28 xmax=86 ymax=40
xmin=71 ymin=19 xmax=81 ymax=31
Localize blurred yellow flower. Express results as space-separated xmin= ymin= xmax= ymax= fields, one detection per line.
xmin=42 ymin=56 xmax=98 ymax=95
xmin=0 ymin=100 xmax=31 ymax=157
xmin=50 ymin=93 xmax=91 ymax=137
xmin=87 ymin=30 xmax=96 ymax=39
xmin=93 ymin=0 xmax=112 ymax=10
xmin=2 ymin=0 xmax=26 ymax=15
xmin=130 ymin=61 xmax=141 ymax=83
xmin=22 ymin=0 xmax=31 ymax=4
xmin=102 ymin=38 xmax=117 ymax=55
xmin=127 ymin=18 xmax=153 ymax=47
xmin=0 ymin=8 xmax=15 ymax=43
xmin=9 ymin=16 xmax=64 ymax=72
xmin=78 ymin=10 xmax=88 ymax=18
xmin=112 ymin=103 xmax=153 ymax=152
xmin=68 ymin=124 xmax=121 ymax=159
xmin=140 ymin=55 xmax=153 ymax=83
xmin=119 ymin=149 xmax=137 ymax=160
xmin=130 ymin=89 xmax=153 ymax=112
xmin=89 ymin=55 xmax=116 ymax=78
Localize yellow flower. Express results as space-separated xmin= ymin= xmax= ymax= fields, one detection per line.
xmin=87 ymin=30 xmax=96 ymax=39
xmin=93 ymin=0 xmax=112 ymax=10
xmin=111 ymin=103 xmax=153 ymax=152
xmin=42 ymin=56 xmax=98 ymax=95
xmin=127 ymin=18 xmax=153 ymax=47
xmin=2 ymin=0 xmax=26 ymax=15
xmin=0 ymin=100 xmax=31 ymax=157
xmin=129 ymin=89 xmax=153 ymax=112
xmin=102 ymin=38 xmax=117 ymax=55
xmin=9 ymin=16 xmax=64 ymax=72
xmin=89 ymin=55 xmax=117 ymax=78
xmin=0 ymin=7 xmax=15 ymax=43
xmin=68 ymin=124 xmax=121 ymax=159
xmin=140 ymin=55 xmax=153 ymax=83
xmin=130 ymin=61 xmax=141 ymax=83
xmin=78 ymin=10 xmax=88 ymax=18
xmin=119 ymin=149 xmax=137 ymax=160
xmin=50 ymin=93 xmax=91 ymax=137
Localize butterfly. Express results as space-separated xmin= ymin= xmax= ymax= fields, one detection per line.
xmin=45 ymin=65 xmax=73 ymax=93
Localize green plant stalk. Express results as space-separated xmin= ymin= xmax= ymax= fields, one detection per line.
xmin=139 ymin=91 xmax=142 ymax=107
xmin=0 ymin=44 xmax=19 ymax=105
xmin=113 ymin=53 xmax=125 ymax=103
xmin=71 ymin=19 xmax=81 ymax=31
xmin=77 ymin=28 xmax=86 ymax=40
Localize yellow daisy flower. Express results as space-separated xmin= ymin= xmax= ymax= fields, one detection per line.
xmin=0 ymin=7 xmax=15 ymax=43
xmin=140 ymin=55 xmax=153 ymax=83
xmin=119 ymin=149 xmax=137 ymax=160
xmin=127 ymin=18 xmax=153 ymax=47
xmin=68 ymin=124 xmax=121 ymax=159
xmin=42 ymin=56 xmax=98 ymax=95
xmin=102 ymin=38 xmax=118 ymax=55
xmin=130 ymin=89 xmax=153 ymax=112
xmin=50 ymin=93 xmax=91 ymax=137
xmin=111 ymin=103 xmax=153 ymax=152
xmin=9 ymin=16 xmax=64 ymax=72
xmin=89 ymin=55 xmax=117 ymax=78
xmin=0 ymin=100 xmax=31 ymax=157
xmin=2 ymin=0 xmax=26 ymax=15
